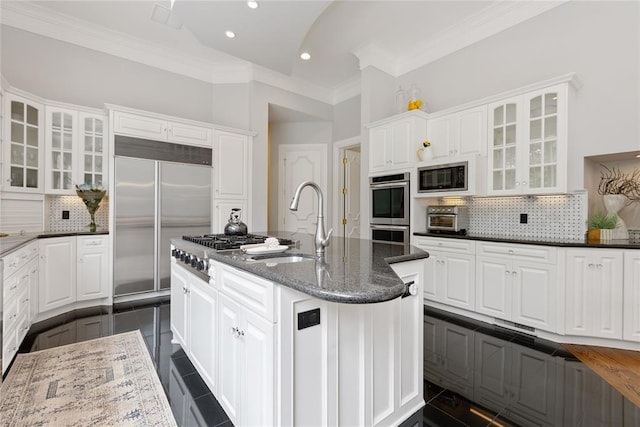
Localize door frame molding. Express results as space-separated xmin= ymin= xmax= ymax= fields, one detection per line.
xmin=332 ymin=136 xmax=360 ymax=237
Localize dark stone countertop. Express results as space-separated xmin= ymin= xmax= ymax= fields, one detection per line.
xmin=413 ymin=231 xmax=640 ymax=249
xmin=0 ymin=230 xmax=109 ymax=257
xmin=172 ymin=231 xmax=429 ymax=304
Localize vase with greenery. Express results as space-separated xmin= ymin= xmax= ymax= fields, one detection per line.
xmin=587 ymin=212 xmax=617 ymax=241
xmin=76 ymin=184 xmax=106 ymax=232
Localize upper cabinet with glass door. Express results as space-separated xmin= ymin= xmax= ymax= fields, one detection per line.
xmin=79 ymin=113 xmax=107 ymax=189
xmin=45 ymin=107 xmax=76 ymax=194
xmin=4 ymin=94 xmax=43 ymax=192
xmin=487 ymin=84 xmax=567 ymax=195
xmin=44 ymin=107 xmax=108 ymax=194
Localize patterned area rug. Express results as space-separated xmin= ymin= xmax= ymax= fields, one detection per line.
xmin=0 ymin=330 xmax=177 ymax=426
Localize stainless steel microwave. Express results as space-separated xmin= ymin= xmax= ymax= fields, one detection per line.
xmin=417 ymin=161 xmax=468 ymax=193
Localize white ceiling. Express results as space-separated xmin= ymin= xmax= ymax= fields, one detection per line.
xmin=6 ymin=1 xmax=566 ymax=104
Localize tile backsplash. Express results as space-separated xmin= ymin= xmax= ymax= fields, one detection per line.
xmin=438 ymin=192 xmax=587 ymax=241
xmin=46 ymin=195 xmax=109 ymax=232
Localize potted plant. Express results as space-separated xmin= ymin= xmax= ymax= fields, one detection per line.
xmin=587 ymin=212 xmax=617 ymax=241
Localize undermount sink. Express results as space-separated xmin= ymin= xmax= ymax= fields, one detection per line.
xmin=253 ymin=253 xmax=318 ymax=265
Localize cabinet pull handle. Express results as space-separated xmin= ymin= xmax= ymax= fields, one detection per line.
xmin=588 ymin=263 xmax=594 ymax=268
xmin=505 ymin=271 xmax=510 ymax=275
xmin=511 ymin=271 xmax=517 ymax=276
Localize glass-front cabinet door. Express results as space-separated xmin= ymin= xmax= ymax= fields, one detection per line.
xmin=5 ymin=94 xmax=43 ymax=192
xmin=488 ymin=96 xmax=521 ymax=194
xmin=45 ymin=106 xmax=77 ymax=194
xmin=79 ymin=113 xmax=106 ymax=189
xmin=524 ymin=85 xmax=566 ymax=194
xmin=488 ymin=84 xmax=567 ymax=196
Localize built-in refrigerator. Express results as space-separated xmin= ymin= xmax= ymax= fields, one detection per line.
xmin=113 ymin=136 xmax=212 ymax=297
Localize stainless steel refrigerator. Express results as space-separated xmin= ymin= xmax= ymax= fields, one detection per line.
xmin=113 ymin=136 xmax=212 ymax=297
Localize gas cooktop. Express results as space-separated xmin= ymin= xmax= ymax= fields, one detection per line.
xmin=182 ymin=234 xmax=294 ymax=251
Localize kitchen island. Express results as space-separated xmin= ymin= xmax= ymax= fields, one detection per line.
xmin=170 ymin=232 xmax=428 ymax=426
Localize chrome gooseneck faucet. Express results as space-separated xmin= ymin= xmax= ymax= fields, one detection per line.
xmin=289 ymin=181 xmax=333 ymax=256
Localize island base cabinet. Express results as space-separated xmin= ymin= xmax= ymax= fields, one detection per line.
xmin=278 ymin=259 xmax=425 ymax=427
xmin=218 ymin=292 xmax=275 ymax=427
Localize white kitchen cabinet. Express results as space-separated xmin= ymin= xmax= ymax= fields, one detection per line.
xmin=624 ymin=251 xmax=640 ymax=341
xmin=426 ymin=105 xmax=487 ymax=161
xmin=474 ymin=333 xmax=559 ymax=426
xmin=414 ymin=236 xmax=475 ymax=311
xmin=113 ymin=111 xmax=212 ymax=147
xmin=565 ymin=249 xmax=623 ymax=339
xmin=76 ymin=235 xmax=109 ymax=301
xmin=44 ymin=107 xmax=107 ymax=194
xmin=476 ymin=242 xmax=557 ymax=333
xmin=367 ymin=110 xmax=426 ymax=174
xmin=170 ymin=261 xmax=188 ymax=349
xmin=3 ymin=93 xmax=44 ymax=192
xmin=39 ymin=236 xmax=76 ymax=312
xmin=488 ymin=84 xmax=568 ymax=195
xmin=214 ymin=130 xmax=249 ymax=200
xmin=39 ymin=235 xmax=110 ymax=315
xmin=213 ymin=130 xmax=251 ymax=233
xmin=187 ymin=273 xmax=218 ymax=393
xmin=78 ymin=113 xmax=107 ymax=188
xmin=423 ymin=316 xmax=475 ymax=399
xmin=218 ymin=292 xmax=274 ymax=426
xmin=2 ymin=241 xmax=38 ymax=374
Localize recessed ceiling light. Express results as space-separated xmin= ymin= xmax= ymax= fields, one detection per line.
xmin=225 ymin=30 xmax=236 ymax=38
xmin=247 ymin=1 xmax=259 ymax=9
xmin=300 ymin=52 xmax=311 ymax=60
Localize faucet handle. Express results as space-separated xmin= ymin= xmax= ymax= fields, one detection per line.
xmin=322 ymin=228 xmax=333 ymax=246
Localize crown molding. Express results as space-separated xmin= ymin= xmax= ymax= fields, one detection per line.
xmin=355 ymin=1 xmax=569 ymax=79
xmin=1 ymin=1 xmax=346 ymax=105
xmin=332 ymin=75 xmax=361 ymax=105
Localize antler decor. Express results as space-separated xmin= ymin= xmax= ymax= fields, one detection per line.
xmin=597 ymin=165 xmax=640 ymax=202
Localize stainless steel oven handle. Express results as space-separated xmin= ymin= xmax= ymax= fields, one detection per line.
xmin=370 ymin=224 xmax=409 ymax=230
xmin=370 ymin=181 xmax=408 ymax=189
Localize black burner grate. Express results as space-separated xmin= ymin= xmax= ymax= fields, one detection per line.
xmin=183 ymin=234 xmax=294 ymax=250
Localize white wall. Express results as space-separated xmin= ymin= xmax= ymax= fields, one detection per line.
xmin=395 ymin=1 xmax=639 ymax=193
xmin=1 ymin=25 xmax=214 ymax=122
xmin=211 ymin=82 xmax=251 ymax=129
xmin=249 ymin=81 xmax=333 ymax=231
xmin=332 ymin=95 xmax=361 ymax=142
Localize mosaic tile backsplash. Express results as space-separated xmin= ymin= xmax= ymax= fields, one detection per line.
xmin=46 ymin=195 xmax=109 ymax=233
xmin=438 ymin=192 xmax=588 ymax=241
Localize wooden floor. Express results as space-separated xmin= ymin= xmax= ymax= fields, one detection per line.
xmin=564 ymin=343 xmax=640 ymax=408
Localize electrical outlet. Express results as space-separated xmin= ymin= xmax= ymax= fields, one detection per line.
xmin=520 ymin=213 xmax=528 ymax=224
xmin=62 ymin=210 xmax=70 ymax=220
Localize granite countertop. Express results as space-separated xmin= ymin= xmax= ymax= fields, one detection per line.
xmin=0 ymin=230 xmax=109 ymax=257
xmin=172 ymin=231 xmax=429 ymax=304
xmin=413 ymin=231 xmax=640 ymax=249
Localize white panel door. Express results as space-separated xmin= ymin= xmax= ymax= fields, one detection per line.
xmin=39 ymin=237 xmax=76 ymax=312
xmin=278 ymin=144 xmax=327 ymax=233
xmin=423 ymin=254 xmax=439 ymax=302
xmin=512 ymin=261 xmax=556 ymax=331
xmin=441 ymin=252 xmax=475 ymax=311
xmin=425 ymin=115 xmax=453 ymax=159
xmin=369 ymin=127 xmax=390 ymax=171
xmin=217 ymin=293 xmax=242 ymax=425
xmin=624 ymin=251 xmax=640 ymax=341
xmin=476 ymin=256 xmax=511 ymax=320
xmin=188 ymin=277 xmax=217 ymax=392
xmin=170 ymin=263 xmax=188 ymax=348
xmin=215 ymin=131 xmax=248 ymax=199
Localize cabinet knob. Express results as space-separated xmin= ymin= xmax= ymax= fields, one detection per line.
xmin=588 ymin=263 xmax=594 ymax=268
xmin=511 ymin=271 xmax=517 ymax=276
xmin=505 ymin=271 xmax=510 ymax=275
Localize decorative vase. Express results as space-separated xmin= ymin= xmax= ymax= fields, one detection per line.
xmin=600 ymin=228 xmax=614 ymax=241
xmin=76 ymin=190 xmax=106 ymax=232
xmin=587 ymin=228 xmax=600 ymax=242
xmin=603 ymin=194 xmax=629 ymax=239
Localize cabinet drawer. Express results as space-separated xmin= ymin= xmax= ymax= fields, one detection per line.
xmin=414 ymin=237 xmax=475 ymax=254
xmin=3 ymin=297 xmax=19 ymax=333
xmin=3 ymin=242 xmax=38 ymax=278
xmin=220 ymin=266 xmax=275 ymax=322
xmin=78 ymin=236 xmax=106 ymax=249
xmin=3 ymin=263 xmax=30 ymax=302
xmin=476 ymin=242 xmax=556 ymax=263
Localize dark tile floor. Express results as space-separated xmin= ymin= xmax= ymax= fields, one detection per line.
xmin=13 ymin=302 xmax=640 ymax=427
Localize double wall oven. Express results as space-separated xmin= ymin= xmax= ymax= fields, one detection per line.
xmin=370 ymin=172 xmax=410 ymax=245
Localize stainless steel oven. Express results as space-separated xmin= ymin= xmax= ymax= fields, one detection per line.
xmin=370 ymin=224 xmax=410 ymax=246
xmin=370 ymin=173 xmax=410 ymax=226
